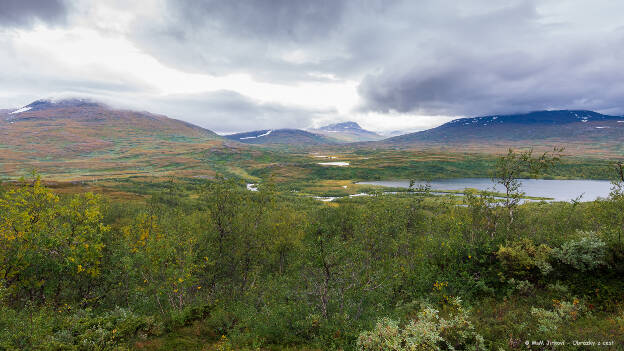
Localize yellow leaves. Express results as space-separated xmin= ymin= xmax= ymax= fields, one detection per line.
xmin=433 ymin=280 xmax=448 ymax=291
xmin=121 ymin=226 xmax=132 ymax=239
xmin=77 ymin=264 xmax=84 ymax=273
xmin=88 ymin=267 xmax=100 ymax=278
xmin=139 ymin=230 xmax=149 ymax=241
xmin=178 ymin=277 xmax=184 ymax=283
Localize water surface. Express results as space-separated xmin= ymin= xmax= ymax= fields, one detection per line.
xmin=358 ymin=178 xmax=613 ymax=202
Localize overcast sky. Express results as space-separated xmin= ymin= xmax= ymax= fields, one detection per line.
xmin=1 ymin=0 xmax=624 ymax=134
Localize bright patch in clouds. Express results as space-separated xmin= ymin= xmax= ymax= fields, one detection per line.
xmin=13 ymin=26 xmax=360 ymax=114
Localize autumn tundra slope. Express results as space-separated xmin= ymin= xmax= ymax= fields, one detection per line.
xmin=0 ymin=99 xmax=228 ymax=179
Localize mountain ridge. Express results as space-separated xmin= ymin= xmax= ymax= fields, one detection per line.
xmin=0 ymin=98 xmax=225 ymax=178
xmin=310 ymin=121 xmax=383 ymax=142
xmin=4 ymin=98 xmax=216 ymax=136
xmin=224 ymin=128 xmax=336 ymax=145
xmin=383 ymin=110 xmax=624 ymax=145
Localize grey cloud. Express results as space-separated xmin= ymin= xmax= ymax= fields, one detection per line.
xmin=356 ymin=1 xmax=624 ymax=116
xmin=359 ymin=32 xmax=624 ymax=116
xmin=140 ymin=91 xmax=335 ymax=134
xmin=128 ymin=0 xmax=624 ymax=117
xmin=4 ymin=89 xmax=333 ymax=135
xmin=130 ymin=0 xmax=385 ymax=81
xmin=0 ymin=0 xmax=67 ymax=27
xmin=4 ymin=0 xmax=624 ymax=131
xmin=168 ymin=0 xmax=346 ymax=42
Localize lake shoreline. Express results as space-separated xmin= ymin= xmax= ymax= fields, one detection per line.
xmin=357 ymin=178 xmax=614 ymax=202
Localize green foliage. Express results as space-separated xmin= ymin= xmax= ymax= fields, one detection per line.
xmin=552 ymin=231 xmax=608 ymax=271
xmin=356 ymin=298 xmax=484 ymax=351
xmin=0 ymin=305 xmax=161 ymax=350
xmin=492 ymin=147 xmax=563 ymax=225
xmin=1 ymin=170 xmax=624 ymax=350
xmin=496 ymin=239 xmax=553 ymax=279
xmin=0 ymin=174 xmax=108 ymax=306
xmin=531 ymin=298 xmax=586 ymax=334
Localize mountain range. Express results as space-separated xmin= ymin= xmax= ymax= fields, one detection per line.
xmin=224 ymin=121 xmax=382 ymax=144
xmin=2 ymin=99 xmax=623 ymax=179
xmin=383 ymin=110 xmax=624 ymax=150
xmin=224 ymin=128 xmax=336 ymax=145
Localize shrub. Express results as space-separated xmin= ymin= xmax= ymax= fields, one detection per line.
xmin=357 ymin=298 xmax=484 ymax=351
xmin=507 ymin=278 xmax=534 ymax=296
xmin=530 ymin=307 xmax=561 ymax=334
xmin=531 ymin=298 xmax=585 ymax=334
xmin=0 ymin=306 xmax=162 ymax=350
xmin=0 ymin=176 xmax=108 ymax=306
xmin=552 ymin=232 xmax=607 ymax=271
xmin=496 ymin=239 xmax=553 ymax=279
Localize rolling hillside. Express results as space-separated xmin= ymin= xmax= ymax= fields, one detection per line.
xmin=383 ymin=110 xmax=624 ymax=155
xmin=224 ymin=128 xmax=336 ymax=145
xmin=0 ymin=99 xmax=225 ymax=178
xmin=310 ymin=121 xmax=383 ymax=142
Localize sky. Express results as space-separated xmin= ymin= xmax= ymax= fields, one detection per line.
xmin=1 ymin=0 xmax=624 ymax=134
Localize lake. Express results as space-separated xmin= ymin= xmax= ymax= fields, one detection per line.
xmin=358 ymin=178 xmax=615 ymax=202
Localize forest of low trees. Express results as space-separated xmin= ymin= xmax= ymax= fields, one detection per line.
xmin=1 ymin=152 xmax=624 ymax=350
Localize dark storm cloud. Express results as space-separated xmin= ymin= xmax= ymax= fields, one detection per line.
xmin=144 ymin=90 xmax=334 ymax=134
xmin=358 ymin=26 xmax=624 ymax=116
xmin=128 ymin=0 xmax=624 ymax=117
xmin=170 ymin=0 xmax=346 ymax=42
xmin=130 ymin=0 xmax=381 ymax=81
xmin=0 ymin=0 xmax=67 ymax=27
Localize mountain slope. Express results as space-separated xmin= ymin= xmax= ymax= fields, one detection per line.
xmin=310 ymin=121 xmax=383 ymax=142
xmin=0 ymin=99 xmax=224 ymax=178
xmin=383 ymin=110 xmax=624 ymax=153
xmin=225 ymin=128 xmax=336 ymax=145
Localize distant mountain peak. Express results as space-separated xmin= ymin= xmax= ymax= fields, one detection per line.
xmin=310 ymin=121 xmax=383 ymax=142
xmin=319 ymin=121 xmax=363 ymax=131
xmin=383 ymin=109 xmax=624 ymax=145
xmin=26 ymin=98 xmax=104 ymax=110
xmin=225 ymin=128 xmax=334 ymax=145
xmin=446 ymin=110 xmax=612 ymax=127
xmin=8 ymin=98 xmax=105 ymax=116
xmin=3 ymin=97 xmax=217 ymax=137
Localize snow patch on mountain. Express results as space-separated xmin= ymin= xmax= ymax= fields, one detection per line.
xmin=240 ymin=130 xmax=272 ymax=140
xmin=10 ymin=106 xmax=32 ymax=114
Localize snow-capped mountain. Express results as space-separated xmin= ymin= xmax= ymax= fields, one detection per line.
xmin=310 ymin=121 xmax=383 ymax=142
xmin=384 ymin=110 xmax=624 ymax=146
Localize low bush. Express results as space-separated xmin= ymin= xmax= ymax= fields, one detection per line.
xmin=552 ymin=231 xmax=608 ymax=272
xmin=356 ymin=298 xmax=484 ymax=351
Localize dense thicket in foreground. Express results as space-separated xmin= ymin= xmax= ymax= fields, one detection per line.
xmin=1 ymin=171 xmax=624 ymax=350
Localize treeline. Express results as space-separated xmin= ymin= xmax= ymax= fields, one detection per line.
xmin=1 ymin=171 xmax=624 ymax=349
